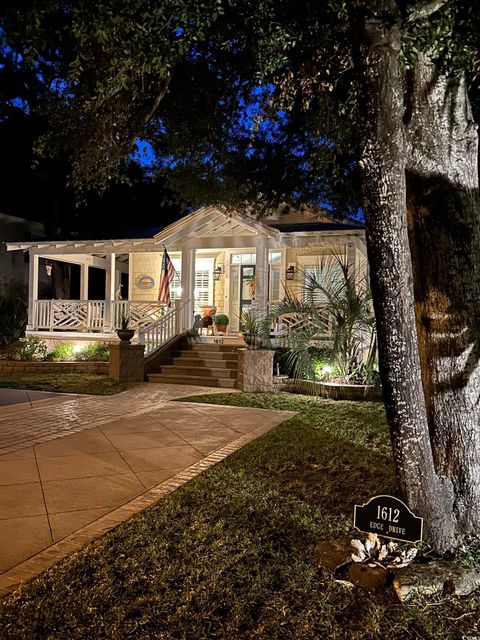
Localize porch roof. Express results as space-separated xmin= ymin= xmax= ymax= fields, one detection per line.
xmin=5 ymin=206 xmax=364 ymax=255
xmin=152 ymin=206 xmax=281 ymax=247
xmin=5 ymin=238 xmax=157 ymax=254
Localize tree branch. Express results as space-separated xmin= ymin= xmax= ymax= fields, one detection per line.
xmin=407 ymin=0 xmax=449 ymax=22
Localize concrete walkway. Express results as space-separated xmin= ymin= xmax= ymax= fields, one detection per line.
xmin=0 ymin=384 xmax=295 ymax=596
xmin=0 ymin=389 xmax=63 ymax=409
xmin=0 ymin=383 xmax=239 ymax=455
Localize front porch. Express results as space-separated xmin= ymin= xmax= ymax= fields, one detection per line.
xmin=7 ymin=206 xmax=367 ymax=358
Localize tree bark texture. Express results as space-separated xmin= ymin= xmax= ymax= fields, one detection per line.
xmin=354 ymin=1 xmax=456 ymax=550
xmin=52 ymin=261 xmax=70 ymax=300
xmin=405 ymin=58 xmax=480 ymax=536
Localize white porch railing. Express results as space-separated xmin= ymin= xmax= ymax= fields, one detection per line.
xmin=31 ymin=300 xmax=167 ymax=332
xmin=138 ymin=301 xmax=186 ymax=357
xmin=112 ymin=301 xmax=166 ymax=329
xmin=271 ymin=311 xmax=332 ymax=347
xmin=33 ymin=300 xmax=107 ymax=331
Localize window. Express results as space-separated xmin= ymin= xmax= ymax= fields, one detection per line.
xmin=269 ymin=266 xmax=281 ymax=302
xmin=269 ymin=251 xmax=282 ymax=264
xmin=168 ymin=257 xmax=214 ymax=307
xmin=170 ymin=259 xmax=182 ymax=302
xmin=298 ymin=255 xmax=343 ymax=304
xmin=195 ymin=257 xmax=214 ymax=309
xmin=231 ymin=253 xmax=255 ymax=265
xmin=195 ymin=268 xmax=211 ymax=307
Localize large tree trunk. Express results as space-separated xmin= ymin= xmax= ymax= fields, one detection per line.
xmin=355 ymin=2 xmax=456 ymax=551
xmin=52 ymin=261 xmax=70 ymax=300
xmin=405 ymin=58 xmax=480 ymax=537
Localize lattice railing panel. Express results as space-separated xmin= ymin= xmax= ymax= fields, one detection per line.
xmin=112 ymin=301 xmax=166 ymax=329
xmin=33 ymin=301 xmax=106 ymax=331
xmin=272 ymin=311 xmax=332 ymax=346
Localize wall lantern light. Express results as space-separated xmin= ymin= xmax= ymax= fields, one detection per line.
xmin=285 ymin=264 xmax=295 ymax=281
xmin=213 ymin=266 xmax=223 ymax=281
xmin=45 ymin=261 xmax=53 ymax=277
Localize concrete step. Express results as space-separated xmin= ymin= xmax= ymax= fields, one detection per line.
xmin=148 ymin=373 xmax=237 ymax=388
xmin=172 ymin=356 xmax=238 ymax=368
xmin=159 ymin=365 xmax=237 ymax=379
xmin=172 ymin=351 xmax=238 ymax=362
xmin=186 ymin=344 xmax=240 ymax=353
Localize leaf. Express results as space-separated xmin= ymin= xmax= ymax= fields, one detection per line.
xmin=350 ymin=539 xmax=367 ymax=561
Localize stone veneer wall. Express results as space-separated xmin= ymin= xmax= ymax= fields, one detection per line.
xmin=237 ymin=348 xmax=274 ymax=392
xmin=109 ymin=342 xmax=145 ymax=382
xmin=0 ymin=361 xmax=109 ymax=374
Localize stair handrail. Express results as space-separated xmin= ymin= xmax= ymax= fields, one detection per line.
xmin=138 ymin=300 xmax=189 ymax=358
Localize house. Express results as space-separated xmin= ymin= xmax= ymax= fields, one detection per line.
xmin=0 ymin=213 xmax=46 ymax=293
xmin=5 ymin=206 xmax=366 ymax=358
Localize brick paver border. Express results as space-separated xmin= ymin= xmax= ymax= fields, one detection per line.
xmin=0 ymin=410 xmax=295 ymax=598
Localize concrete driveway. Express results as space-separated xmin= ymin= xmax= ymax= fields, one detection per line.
xmin=0 ymin=384 xmax=295 ymax=597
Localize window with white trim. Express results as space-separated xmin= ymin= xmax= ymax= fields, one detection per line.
xmin=299 ymin=255 xmax=345 ymax=306
xmin=194 ymin=257 xmax=214 ymax=309
xmin=170 ymin=258 xmax=182 ymax=302
xmin=168 ymin=257 xmax=214 ymax=306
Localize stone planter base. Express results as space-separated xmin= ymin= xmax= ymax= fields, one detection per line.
xmin=238 ymin=349 xmax=274 ymax=392
xmin=287 ymin=379 xmax=383 ymax=401
xmin=109 ymin=342 xmax=145 ymax=382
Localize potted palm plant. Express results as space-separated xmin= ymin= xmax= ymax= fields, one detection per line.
xmin=240 ymin=309 xmax=261 ymax=349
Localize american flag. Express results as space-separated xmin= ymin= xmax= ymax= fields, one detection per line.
xmin=158 ymin=247 xmax=175 ymax=307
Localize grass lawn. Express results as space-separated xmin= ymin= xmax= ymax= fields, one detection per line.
xmin=0 ymin=373 xmax=126 ymax=395
xmin=1 ymin=393 xmax=478 ymax=639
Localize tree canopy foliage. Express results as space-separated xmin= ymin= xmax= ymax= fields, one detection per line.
xmin=3 ymin=0 xmax=480 ymax=550
xmin=2 ymin=1 xmax=479 ymax=216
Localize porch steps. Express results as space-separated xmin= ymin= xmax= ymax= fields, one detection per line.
xmin=147 ymin=342 xmax=241 ymax=388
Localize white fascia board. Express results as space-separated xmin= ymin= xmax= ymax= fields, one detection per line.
xmin=6 ymin=238 xmax=158 ymax=254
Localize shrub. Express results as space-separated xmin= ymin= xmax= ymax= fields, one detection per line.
xmin=213 ymin=314 xmax=229 ymax=326
xmin=75 ymin=342 xmax=109 ymax=361
xmin=266 ymin=255 xmax=376 ymax=383
xmin=4 ymin=337 xmax=48 ymax=361
xmin=0 ymin=283 xmax=28 ymax=347
xmin=48 ymin=343 xmax=75 ymax=361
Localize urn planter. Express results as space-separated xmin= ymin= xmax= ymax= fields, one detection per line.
xmin=116 ymin=329 xmax=135 ymax=343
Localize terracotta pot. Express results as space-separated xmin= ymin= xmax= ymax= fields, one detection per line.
xmin=216 ymin=324 xmax=227 ymax=333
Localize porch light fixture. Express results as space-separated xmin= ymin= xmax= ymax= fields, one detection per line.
xmin=213 ymin=266 xmax=223 ymax=281
xmin=285 ymin=265 xmax=295 ymax=281
xmin=45 ymin=261 xmax=53 ymax=277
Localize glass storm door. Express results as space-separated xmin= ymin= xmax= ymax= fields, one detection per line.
xmin=240 ymin=265 xmax=255 ymax=324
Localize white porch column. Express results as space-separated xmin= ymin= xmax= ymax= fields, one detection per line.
xmin=128 ymin=253 xmax=133 ymax=301
xmin=346 ymin=241 xmax=356 ymax=280
xmin=80 ymin=263 xmax=89 ymax=300
xmin=27 ymin=252 xmax=39 ymax=329
xmin=279 ymin=248 xmax=287 ymax=301
xmin=181 ymin=248 xmax=195 ymax=330
xmin=104 ymin=253 xmax=116 ymax=331
xmin=254 ymin=237 xmax=269 ymax=320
